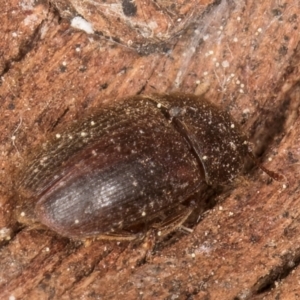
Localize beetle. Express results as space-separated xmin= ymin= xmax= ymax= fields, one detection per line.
xmin=15 ymin=93 xmax=281 ymax=240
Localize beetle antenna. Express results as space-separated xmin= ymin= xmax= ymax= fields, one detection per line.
xmin=247 ymin=150 xmax=285 ymax=182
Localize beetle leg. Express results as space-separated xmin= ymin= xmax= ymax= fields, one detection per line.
xmin=95 ymin=231 xmax=143 ymax=241
xmin=179 ymin=225 xmax=194 ymax=234
xmin=151 ymin=205 xmax=194 ymax=238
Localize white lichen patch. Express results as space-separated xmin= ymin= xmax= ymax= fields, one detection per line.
xmin=71 ymin=16 xmax=94 ymax=34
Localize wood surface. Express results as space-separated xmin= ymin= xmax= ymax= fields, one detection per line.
xmin=1 ymin=0 xmax=300 ymax=299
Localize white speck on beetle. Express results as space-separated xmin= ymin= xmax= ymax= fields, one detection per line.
xmin=233 ymin=37 xmax=238 ymax=42
xmin=75 ymin=219 xmax=79 ymax=224
xmin=239 ymin=89 xmax=244 ymax=94
xmin=81 ymin=132 xmax=88 ymax=137
xmin=282 ymin=184 xmax=287 ymax=189
xmin=219 ymin=206 xmax=223 ymax=211
xmin=157 ymin=103 xmax=162 ymax=108
xmin=203 ymin=71 xmax=208 ymax=76
xmin=20 ymin=212 xmax=26 ymax=217
xmin=56 ymin=133 xmax=61 ymax=139
xmin=9 ymin=295 xmax=16 ymax=300
xmin=230 ymin=123 xmax=235 ymax=128
xmin=203 ymin=34 xmax=209 ymax=41
xmin=202 ymin=156 xmax=208 ymax=160
xmin=237 ymin=16 xmax=241 ymax=21
xmin=268 ymin=157 xmax=273 ymax=162
xmin=230 ymin=142 xmax=237 ymax=150
xmin=71 ymin=16 xmax=94 ymax=34
xmin=229 ymin=212 xmax=234 ymax=216
xmin=90 ymin=120 xmax=95 ymax=126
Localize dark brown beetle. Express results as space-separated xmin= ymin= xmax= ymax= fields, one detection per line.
xmin=15 ymin=93 xmax=280 ymax=239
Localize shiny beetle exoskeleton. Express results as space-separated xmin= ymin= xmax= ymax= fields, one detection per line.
xmin=15 ymin=93 xmax=264 ymax=239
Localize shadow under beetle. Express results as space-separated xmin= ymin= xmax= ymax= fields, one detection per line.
xmin=15 ymin=93 xmax=282 ymax=240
